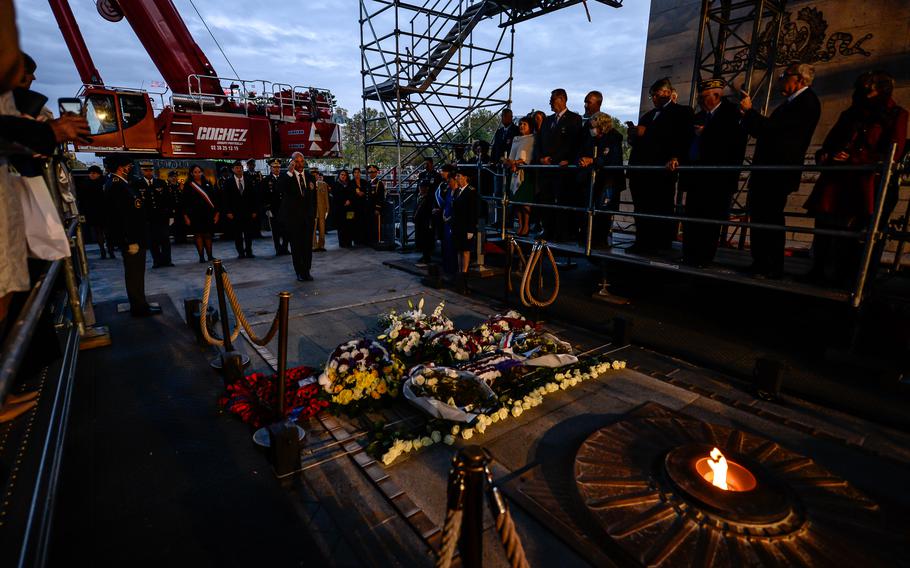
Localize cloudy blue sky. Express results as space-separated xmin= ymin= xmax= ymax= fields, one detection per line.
xmin=15 ymin=0 xmax=650 ymax=129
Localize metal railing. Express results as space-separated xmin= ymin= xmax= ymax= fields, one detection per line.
xmin=0 ymin=154 xmax=96 ymax=568
xmin=454 ymin=145 xmax=899 ymax=309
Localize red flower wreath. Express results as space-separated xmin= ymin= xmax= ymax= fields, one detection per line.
xmin=219 ymin=365 xmax=329 ymax=428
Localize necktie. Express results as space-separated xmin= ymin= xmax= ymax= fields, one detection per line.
xmin=297 ymin=174 xmax=303 ymax=195
xmin=239 ymin=178 xmax=244 ymax=195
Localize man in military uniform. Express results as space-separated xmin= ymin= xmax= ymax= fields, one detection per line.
xmin=167 ymin=170 xmax=187 ymax=244
xmin=133 ymin=161 xmax=174 ymax=268
xmin=106 ymin=155 xmax=159 ymax=317
xmin=366 ymin=164 xmax=386 ymax=245
xmin=246 ymin=158 xmax=265 ymax=236
xmin=679 ymin=78 xmax=747 ymax=267
xmin=311 ymin=168 xmax=330 ymax=252
xmin=262 ymin=159 xmax=288 ymax=255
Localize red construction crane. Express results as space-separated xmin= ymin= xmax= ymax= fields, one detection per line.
xmin=49 ymin=0 xmax=342 ymax=160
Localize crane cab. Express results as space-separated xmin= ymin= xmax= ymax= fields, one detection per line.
xmin=76 ymin=86 xmax=159 ymax=154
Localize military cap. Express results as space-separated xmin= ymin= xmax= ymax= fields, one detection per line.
xmin=138 ymin=160 xmax=155 ymax=168
xmin=231 ymin=160 xmax=243 ymax=167
xmin=698 ymin=78 xmax=726 ymax=91
xmin=268 ymin=158 xmax=281 ymax=167
xmin=87 ymin=165 xmax=103 ymax=174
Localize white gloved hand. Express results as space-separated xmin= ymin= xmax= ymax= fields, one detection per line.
xmin=169 ymin=217 xmax=175 ymax=226
xmin=466 ymin=233 xmax=474 ymax=240
xmin=266 ymin=210 xmax=273 ymax=218
xmin=127 ymin=243 xmax=140 ymax=254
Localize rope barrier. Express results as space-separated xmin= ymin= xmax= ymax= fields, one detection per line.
xmin=492 ymin=495 xmax=530 ymax=568
xmin=199 ymin=266 xmax=241 ymax=347
xmin=198 ymin=264 xmax=281 ymax=348
xmin=221 ymin=269 xmax=280 ymax=346
xmin=517 ymin=241 xmax=559 ymax=308
xmin=435 ymin=508 xmax=463 ymax=568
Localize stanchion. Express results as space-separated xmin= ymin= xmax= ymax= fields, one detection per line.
xmin=436 ymin=446 xmax=530 ymax=568
xmin=265 ymin=291 xmax=305 ymax=477
xmin=209 ymin=259 xmax=250 ymax=381
xmin=456 ymin=446 xmax=488 ymax=568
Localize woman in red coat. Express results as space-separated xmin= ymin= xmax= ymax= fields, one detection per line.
xmin=804 ymin=71 xmax=907 ymax=286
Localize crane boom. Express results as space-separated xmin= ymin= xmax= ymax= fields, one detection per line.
xmin=47 ymin=0 xmax=103 ymax=85
xmin=115 ymin=0 xmax=223 ymax=97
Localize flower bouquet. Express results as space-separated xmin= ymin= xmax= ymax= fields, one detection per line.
xmin=378 ymin=298 xmax=453 ymax=358
xmin=318 ymin=339 xmax=405 ymax=408
xmin=473 ymin=310 xmax=538 ymax=348
xmin=457 ymin=351 xmax=524 ymax=385
xmin=507 ymin=332 xmax=577 ymax=367
xmin=423 ymin=330 xmax=482 ymax=365
xmin=220 ymin=365 xmax=328 ymax=428
xmin=403 ymin=365 xmax=498 ymax=422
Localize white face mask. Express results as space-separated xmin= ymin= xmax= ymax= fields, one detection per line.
xmin=590 ymin=128 xmax=597 ymax=137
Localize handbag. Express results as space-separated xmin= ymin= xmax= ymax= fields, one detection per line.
xmin=14 ymin=172 xmax=71 ymax=260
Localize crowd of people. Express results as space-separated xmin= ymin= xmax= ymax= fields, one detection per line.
xmin=73 ymin=153 xmax=397 ymax=314
xmin=451 ymin=65 xmax=906 ymax=285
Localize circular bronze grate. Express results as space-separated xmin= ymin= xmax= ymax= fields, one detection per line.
xmin=574 ymin=416 xmax=898 ymax=567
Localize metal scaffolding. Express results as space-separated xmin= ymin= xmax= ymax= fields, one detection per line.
xmin=360 ymin=0 xmax=515 ymax=174
xmin=689 ymin=0 xmax=787 ymax=112
xmin=359 ymin=0 xmax=624 ymax=246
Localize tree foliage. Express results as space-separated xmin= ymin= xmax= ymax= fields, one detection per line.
xmin=340 ymin=107 xmax=400 ymax=168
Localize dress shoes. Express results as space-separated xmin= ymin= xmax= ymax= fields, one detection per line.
xmin=302 ymin=273 xmax=314 ymax=281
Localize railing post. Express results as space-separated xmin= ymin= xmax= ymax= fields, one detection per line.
xmin=851 ymin=144 xmax=897 ymax=308
xmin=474 ymin=161 xmax=485 ymax=269
xmin=61 ymin=240 xmax=86 ymax=336
xmin=214 ymin=260 xmax=234 ymax=353
xmin=455 ymin=446 xmax=489 ymax=568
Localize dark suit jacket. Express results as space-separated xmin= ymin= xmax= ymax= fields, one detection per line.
xmin=279 ymin=170 xmax=316 ymax=238
xmin=629 ymin=101 xmax=694 ymax=166
xmin=742 ymin=87 xmax=821 ymax=193
xmin=221 ymin=173 xmax=261 ymax=221
xmin=537 ymin=110 xmax=583 ymax=164
xmin=682 ymin=99 xmax=747 ymax=195
xmin=451 ymin=184 xmax=478 ymax=243
xmin=491 ymin=123 xmax=520 ymax=163
xmin=107 ymin=175 xmax=147 ymax=247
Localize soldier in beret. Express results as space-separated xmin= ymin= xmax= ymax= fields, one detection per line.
xmin=106 ymin=155 xmax=159 ymax=317
xmin=679 ymin=78 xmax=747 ymax=267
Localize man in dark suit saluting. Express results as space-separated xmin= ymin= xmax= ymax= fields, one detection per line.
xmin=279 ymin=152 xmax=317 ymax=281
xmin=222 ymin=160 xmax=261 ymax=258
xmin=740 ymin=63 xmax=821 ymax=278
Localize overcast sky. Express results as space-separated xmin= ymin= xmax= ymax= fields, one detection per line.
xmin=15 ymin=0 xmax=650 ymax=132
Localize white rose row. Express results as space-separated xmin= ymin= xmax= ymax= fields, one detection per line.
xmin=380 ymin=359 xmax=626 ymax=465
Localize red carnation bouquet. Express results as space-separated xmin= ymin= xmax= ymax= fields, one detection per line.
xmin=220 ymin=365 xmax=329 ymax=428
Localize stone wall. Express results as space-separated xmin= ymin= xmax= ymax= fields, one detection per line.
xmin=637 ymin=0 xmax=910 ymax=257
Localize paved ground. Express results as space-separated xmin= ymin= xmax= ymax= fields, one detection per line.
xmin=67 ymin=233 xmax=910 ymax=566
